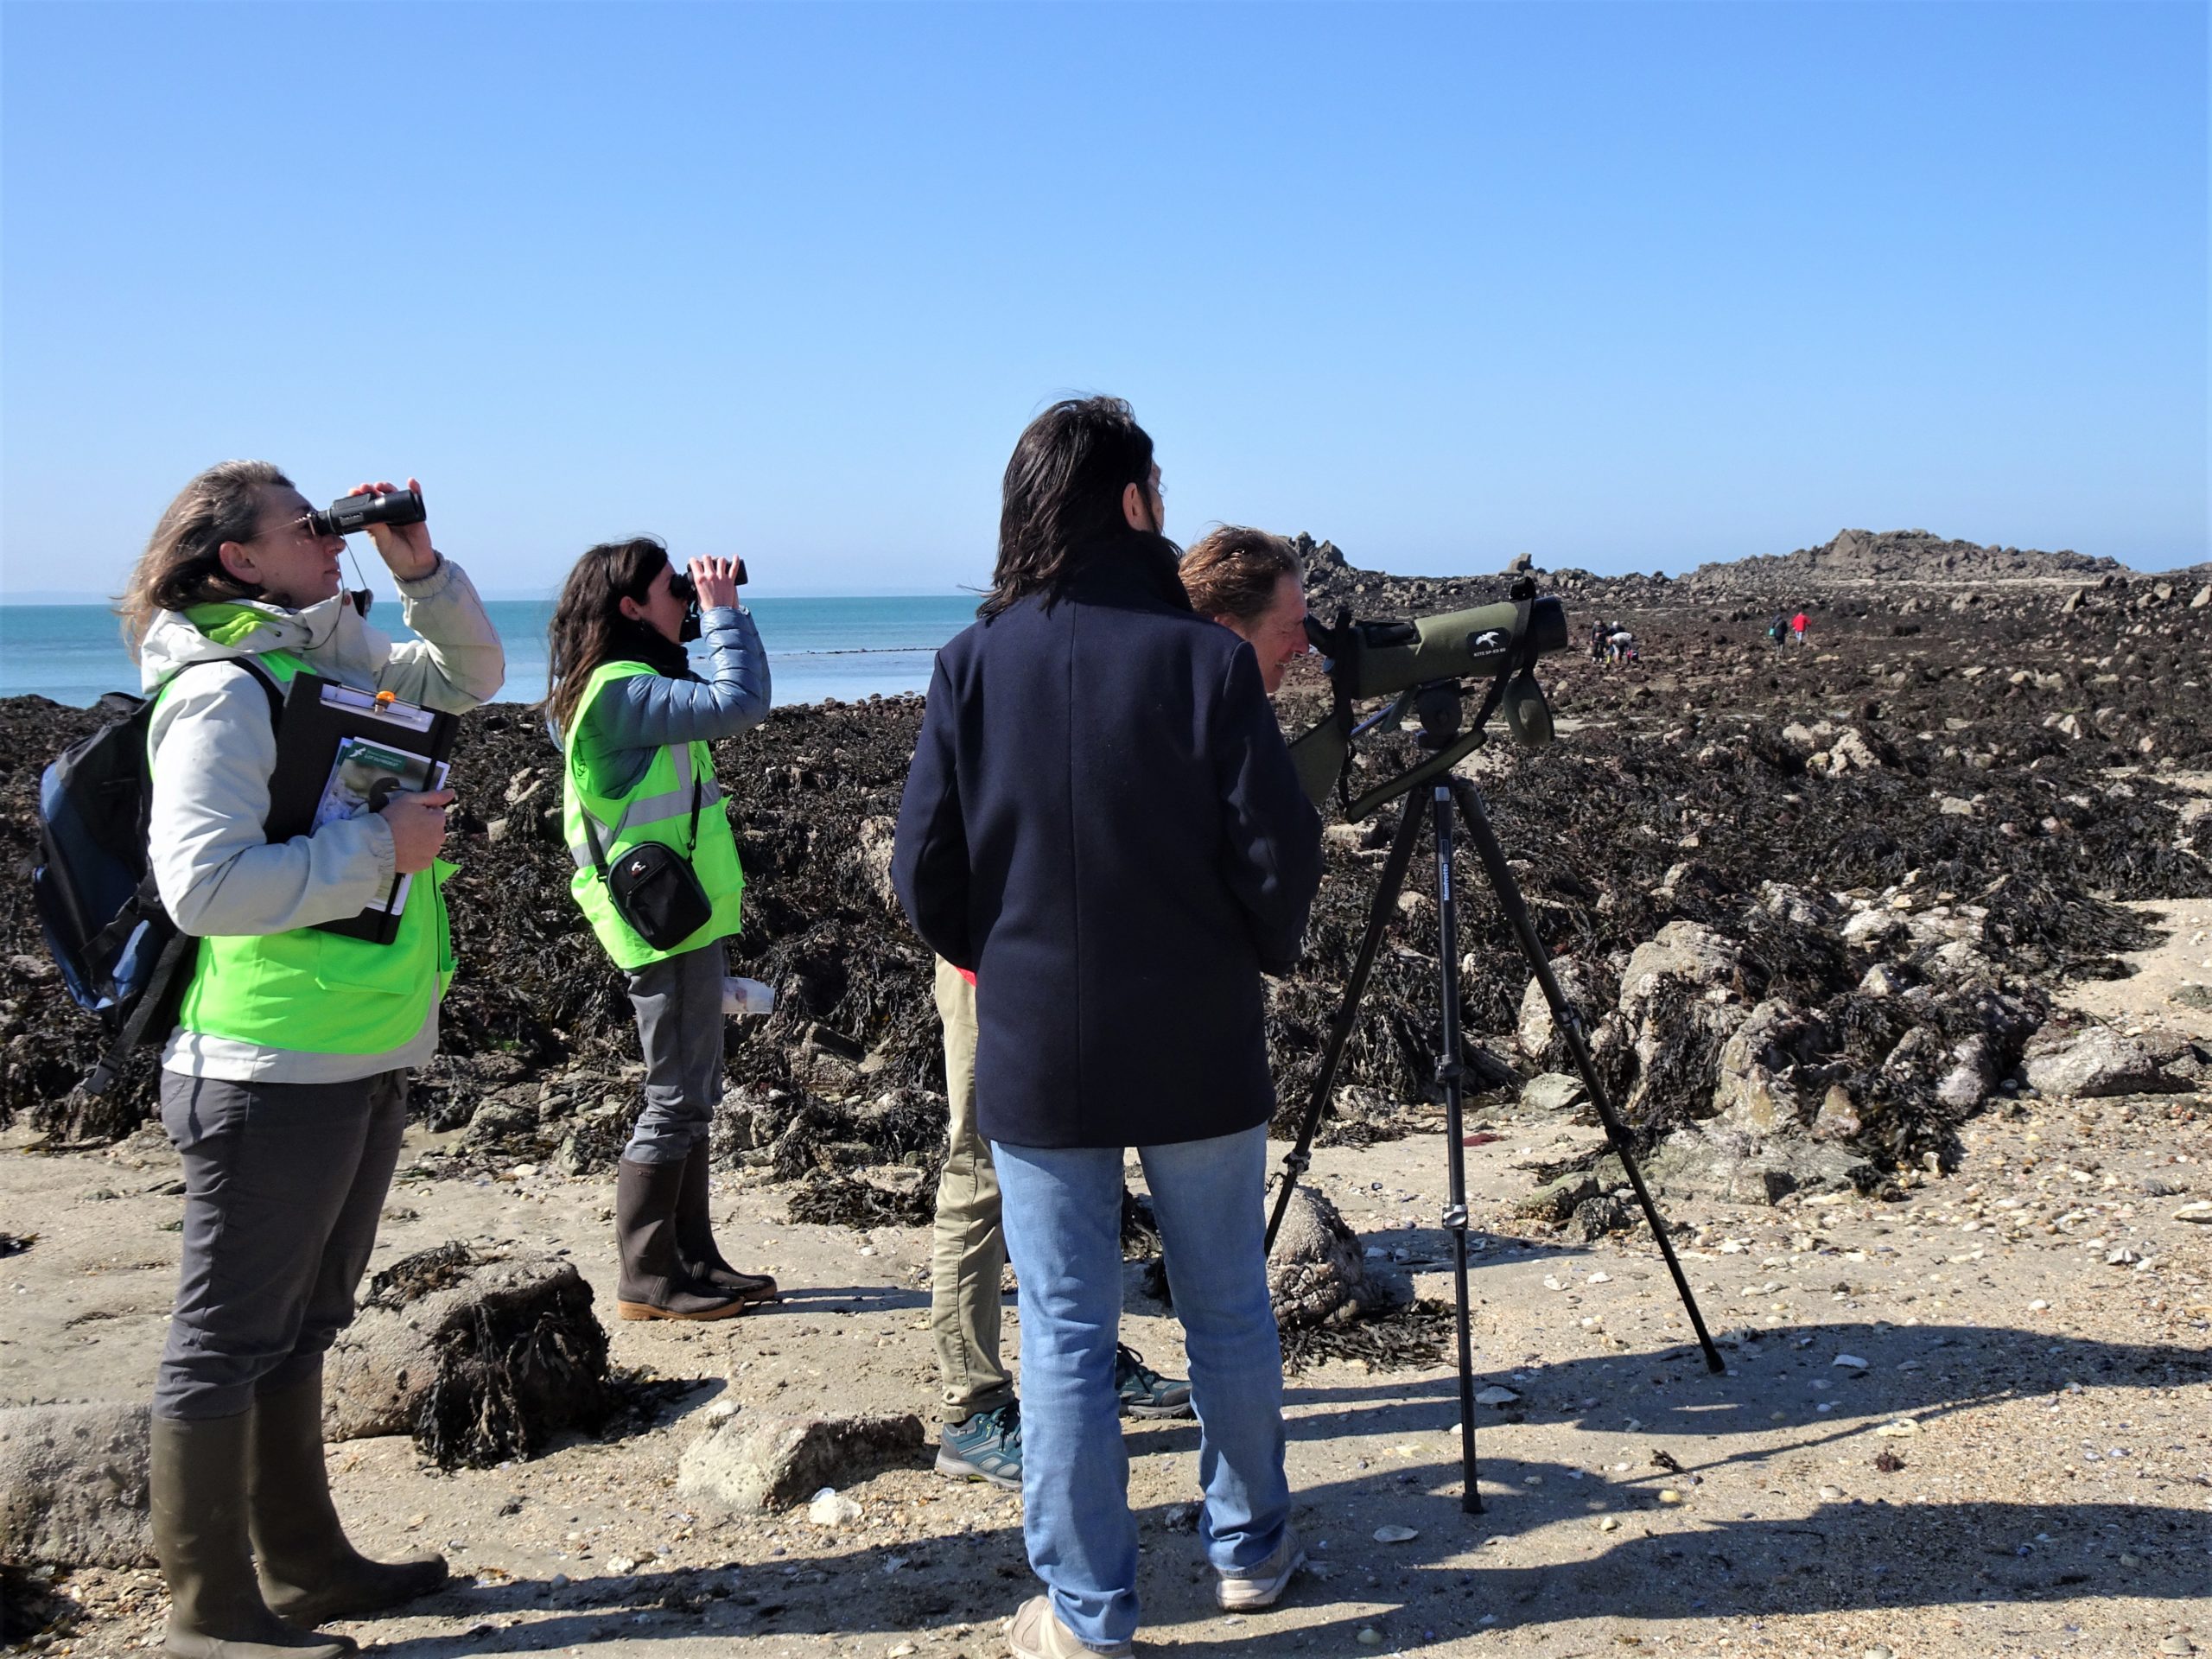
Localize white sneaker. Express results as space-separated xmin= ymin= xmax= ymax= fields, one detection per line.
xmin=1007 ymin=1593 xmax=1131 ymax=1657
xmin=1214 ymin=1529 xmax=1305 ymax=1611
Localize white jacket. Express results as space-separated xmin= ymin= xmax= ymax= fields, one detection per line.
xmin=139 ymin=556 xmax=505 ymax=1083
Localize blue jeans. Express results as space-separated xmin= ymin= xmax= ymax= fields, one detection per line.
xmin=993 ymin=1125 xmax=1289 ymax=1650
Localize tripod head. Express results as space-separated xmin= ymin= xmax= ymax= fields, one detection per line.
xmin=1288 ymin=577 xmax=1568 ymax=821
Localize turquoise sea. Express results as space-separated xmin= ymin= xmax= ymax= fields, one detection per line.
xmin=0 ymin=595 xmax=982 ymax=709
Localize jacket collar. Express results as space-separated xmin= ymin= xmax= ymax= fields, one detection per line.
xmin=1058 ymin=531 xmax=1192 ymax=613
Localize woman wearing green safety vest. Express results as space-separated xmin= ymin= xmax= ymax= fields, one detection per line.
xmin=545 ymin=537 xmax=777 ymax=1322
xmin=123 ymin=460 xmax=504 ymax=1659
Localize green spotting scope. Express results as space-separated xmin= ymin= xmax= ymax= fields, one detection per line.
xmin=1288 ymin=588 xmax=1569 ymax=817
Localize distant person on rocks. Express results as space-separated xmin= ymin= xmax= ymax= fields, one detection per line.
xmin=1179 ymin=526 xmax=1312 ymax=694
xmin=1768 ymin=609 xmax=1789 ymax=647
xmin=1792 ymin=607 xmax=1810 ymax=645
xmin=124 ymin=461 xmax=503 ymax=1658
xmin=893 ymin=396 xmax=1324 ymax=1657
xmin=545 ymin=539 xmax=778 ymax=1324
xmin=1607 ymin=628 xmax=1637 ymax=667
xmin=1591 ymin=617 xmax=1609 ymax=662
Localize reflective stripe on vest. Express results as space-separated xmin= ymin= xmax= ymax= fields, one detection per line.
xmin=154 ymin=647 xmax=450 ymax=1057
xmin=560 ymin=659 xmax=747 ymax=970
xmin=566 ymin=738 xmax=720 ymax=870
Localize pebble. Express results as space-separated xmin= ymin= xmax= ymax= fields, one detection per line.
xmin=1657 ymin=1489 xmax=1683 ymax=1505
xmin=1587 ymin=1271 xmax=1611 ymax=1284
xmin=807 ymin=1489 xmax=862 ymax=1528
xmin=2174 ymin=1201 xmax=2212 ymax=1224
xmin=1833 ymin=1353 xmax=1868 ymax=1370
xmin=1357 ymin=1629 xmax=1383 ymax=1647
xmin=1475 ymin=1387 xmax=1520 ymax=1406
xmin=2158 ymin=1637 xmax=2195 ymax=1655
xmin=1875 ymin=1419 xmax=1921 ymax=1438
xmin=1819 ymin=1485 xmax=1846 ymax=1501
xmin=1597 ymin=1516 xmax=1620 ymax=1531
xmin=1373 ymin=1524 xmax=1420 ymax=1543
xmin=1865 ymin=1648 xmax=1895 ymax=1659
xmin=2029 ymin=1299 xmax=2050 ymax=1311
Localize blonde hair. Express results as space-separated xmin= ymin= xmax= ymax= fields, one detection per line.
xmin=117 ymin=460 xmax=292 ymax=657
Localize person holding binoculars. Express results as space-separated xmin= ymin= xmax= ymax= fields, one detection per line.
xmin=121 ymin=461 xmax=504 ymax=1659
xmin=545 ymin=539 xmax=777 ymax=1323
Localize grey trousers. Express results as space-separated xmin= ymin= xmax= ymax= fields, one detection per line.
xmin=154 ymin=1069 xmax=408 ymax=1421
xmin=622 ymin=941 xmax=728 ymax=1165
xmin=928 ymin=959 xmax=1014 ymax=1422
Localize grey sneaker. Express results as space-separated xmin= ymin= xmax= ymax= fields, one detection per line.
xmin=1113 ymin=1344 xmax=1192 ymax=1420
xmin=936 ymin=1400 xmax=1022 ymax=1491
xmin=1007 ymin=1594 xmax=1131 ymax=1658
xmin=1215 ymin=1528 xmax=1304 ymax=1611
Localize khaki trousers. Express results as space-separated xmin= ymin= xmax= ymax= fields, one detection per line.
xmin=928 ymin=957 xmax=1014 ymax=1422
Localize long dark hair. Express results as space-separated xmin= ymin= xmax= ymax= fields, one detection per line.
xmin=543 ymin=537 xmax=690 ymax=739
xmin=982 ymin=396 xmax=1163 ymax=618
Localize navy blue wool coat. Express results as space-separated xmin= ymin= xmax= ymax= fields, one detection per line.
xmin=892 ymin=533 xmax=1324 ymax=1150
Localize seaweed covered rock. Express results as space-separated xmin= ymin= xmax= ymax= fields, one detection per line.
xmin=324 ymin=1243 xmax=613 ymax=1468
xmin=1267 ymin=1184 xmax=1388 ymax=1330
xmin=0 ymin=1402 xmax=152 ymax=1568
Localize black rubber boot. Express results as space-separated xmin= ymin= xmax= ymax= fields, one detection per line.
xmin=674 ymin=1141 xmax=779 ymax=1305
xmin=249 ymin=1365 xmax=448 ymax=1624
xmin=616 ymin=1155 xmax=748 ymax=1320
xmin=150 ymin=1411 xmax=355 ymax=1659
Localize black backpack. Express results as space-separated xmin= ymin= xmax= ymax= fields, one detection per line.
xmin=31 ymin=659 xmax=283 ymax=1095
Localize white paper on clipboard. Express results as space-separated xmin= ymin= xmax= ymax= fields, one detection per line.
xmin=319 ymin=681 xmax=437 ymax=734
xmin=365 ymin=760 xmax=451 ymax=917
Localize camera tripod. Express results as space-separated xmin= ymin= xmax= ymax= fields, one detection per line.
xmin=1265 ymin=681 xmax=1725 ymax=1516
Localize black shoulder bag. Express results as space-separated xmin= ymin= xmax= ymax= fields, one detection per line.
xmin=580 ymin=772 xmax=714 ymax=952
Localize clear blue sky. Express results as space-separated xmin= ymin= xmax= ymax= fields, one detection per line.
xmin=2 ymin=1 xmax=2204 ymax=600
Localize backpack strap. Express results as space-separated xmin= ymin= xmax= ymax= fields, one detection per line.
xmin=81 ymin=657 xmax=289 ymax=1094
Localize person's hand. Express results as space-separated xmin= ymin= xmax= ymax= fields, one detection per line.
xmin=357 ymin=476 xmax=438 ymax=581
xmin=690 ymin=556 xmax=743 ymax=612
xmin=380 ymin=789 xmax=454 ymax=874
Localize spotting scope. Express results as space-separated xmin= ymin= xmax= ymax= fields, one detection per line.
xmin=1288 ymin=583 xmax=1569 ymax=817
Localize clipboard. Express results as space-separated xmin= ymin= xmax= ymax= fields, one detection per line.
xmin=264 ymin=673 xmax=460 ymax=944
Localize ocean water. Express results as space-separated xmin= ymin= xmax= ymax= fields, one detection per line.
xmin=0 ymin=594 xmax=982 ymax=709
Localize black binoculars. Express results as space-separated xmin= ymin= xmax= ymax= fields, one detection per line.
xmin=307 ymin=488 xmax=427 ymax=538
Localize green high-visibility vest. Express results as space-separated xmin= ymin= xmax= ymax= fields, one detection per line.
xmin=561 ymin=660 xmax=746 ymax=969
xmin=156 ymin=640 xmax=454 ymax=1056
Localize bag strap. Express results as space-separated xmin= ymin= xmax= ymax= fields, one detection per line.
xmin=580 ymin=765 xmax=705 ymax=885
xmin=81 ymin=929 xmax=197 ymax=1096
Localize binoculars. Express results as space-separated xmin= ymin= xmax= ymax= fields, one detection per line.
xmin=306 ymin=488 xmax=427 ymax=539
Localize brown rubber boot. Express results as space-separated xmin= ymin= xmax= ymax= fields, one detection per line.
xmin=150 ymin=1411 xmax=355 ymax=1659
xmin=248 ymin=1365 xmax=448 ymax=1624
xmin=674 ymin=1141 xmax=779 ymax=1305
xmin=615 ymin=1155 xmax=748 ymax=1320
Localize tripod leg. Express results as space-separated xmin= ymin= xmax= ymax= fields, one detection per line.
xmin=1447 ymin=779 xmax=1727 ymax=1374
xmin=1264 ymin=793 xmax=1427 ymax=1254
xmin=1427 ymin=785 xmax=1484 ymax=1515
